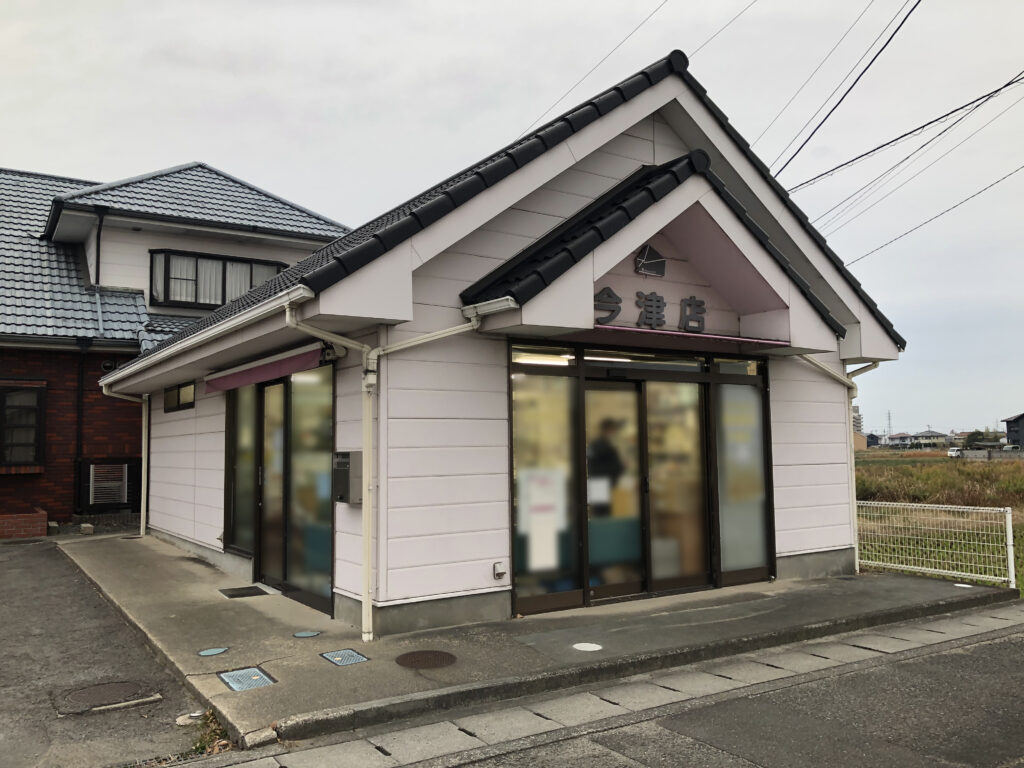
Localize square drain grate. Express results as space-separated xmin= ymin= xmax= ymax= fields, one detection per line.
xmin=321 ymin=649 xmax=368 ymax=667
xmin=218 ymin=667 xmax=275 ymax=691
xmin=219 ymin=586 xmax=268 ymax=599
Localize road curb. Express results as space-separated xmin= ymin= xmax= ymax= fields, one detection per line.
xmin=274 ymin=587 xmax=1018 ymax=742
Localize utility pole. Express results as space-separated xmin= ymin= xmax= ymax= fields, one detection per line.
xmin=887 ymin=410 xmax=893 ymax=436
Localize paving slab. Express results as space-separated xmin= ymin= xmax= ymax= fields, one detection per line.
xmin=454 ymin=706 xmax=560 ymax=744
xmin=843 ymin=633 xmax=924 ymax=653
xmin=654 ymin=670 xmax=742 ymax=696
xmin=876 ymin=626 xmax=950 ymax=644
xmin=957 ymin=614 xmax=1016 ymax=630
xmin=919 ymin=619 xmax=994 ymax=637
xmin=802 ymin=642 xmax=883 ymax=663
xmin=368 ymin=721 xmax=484 ymax=763
xmin=591 ymin=721 xmax=762 ymax=768
xmin=592 ymin=681 xmax=690 ymax=711
xmin=281 ymin=738 xmax=397 ymax=767
xmin=705 ymin=660 xmax=794 ymax=684
xmin=984 ymin=607 xmax=1024 ymax=622
xmin=752 ymin=650 xmax=841 ymax=673
xmin=526 ymin=693 xmax=629 ymax=726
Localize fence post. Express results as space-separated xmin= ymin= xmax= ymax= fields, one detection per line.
xmin=1006 ymin=507 xmax=1016 ymax=591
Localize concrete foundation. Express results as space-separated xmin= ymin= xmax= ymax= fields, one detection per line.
xmin=334 ymin=590 xmax=512 ymax=635
xmin=147 ymin=528 xmax=253 ymax=580
xmin=776 ymin=547 xmax=856 ymax=580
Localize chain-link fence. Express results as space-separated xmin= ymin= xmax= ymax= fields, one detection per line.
xmin=857 ymin=501 xmax=1016 ymax=588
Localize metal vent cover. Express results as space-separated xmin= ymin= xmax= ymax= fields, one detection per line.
xmin=395 ymin=650 xmax=457 ymax=669
xmin=89 ymin=463 xmax=128 ymax=504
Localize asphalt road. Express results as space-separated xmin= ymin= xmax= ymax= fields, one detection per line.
xmin=460 ymin=628 xmax=1024 ymax=768
xmin=0 ymin=538 xmax=201 ymax=768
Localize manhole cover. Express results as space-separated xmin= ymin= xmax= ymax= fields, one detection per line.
xmin=218 ymin=667 xmax=275 ymax=692
xmin=395 ymin=650 xmax=457 ymax=669
xmin=63 ymin=681 xmax=144 ymax=710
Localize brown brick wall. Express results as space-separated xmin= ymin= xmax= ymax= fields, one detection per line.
xmin=0 ymin=509 xmax=47 ymax=538
xmin=0 ymin=347 xmax=141 ymax=527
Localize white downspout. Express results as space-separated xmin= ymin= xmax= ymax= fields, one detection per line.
xmin=101 ymin=385 xmax=150 ymax=537
xmin=285 ymin=298 xmax=514 ymax=642
xmin=797 ymin=355 xmax=879 ymax=575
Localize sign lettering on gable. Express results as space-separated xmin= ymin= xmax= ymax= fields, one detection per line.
xmin=594 ymin=286 xmax=708 ymax=334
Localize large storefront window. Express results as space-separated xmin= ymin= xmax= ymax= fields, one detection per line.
xmin=511 ymin=373 xmax=580 ymax=610
xmin=510 ymin=344 xmax=771 ymax=614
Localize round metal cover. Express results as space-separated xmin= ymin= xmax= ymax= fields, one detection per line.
xmin=64 ymin=681 xmax=144 ymax=709
xmin=395 ymin=650 xmax=457 ymax=669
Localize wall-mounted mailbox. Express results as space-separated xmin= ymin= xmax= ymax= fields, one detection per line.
xmin=333 ymin=451 xmax=362 ymax=504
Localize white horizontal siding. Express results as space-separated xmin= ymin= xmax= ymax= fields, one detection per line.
xmin=147 ymin=387 xmax=226 ymax=551
xmin=769 ymin=354 xmax=853 ymax=556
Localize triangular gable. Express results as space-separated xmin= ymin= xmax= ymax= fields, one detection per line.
xmin=43 ymin=162 xmax=349 ymax=241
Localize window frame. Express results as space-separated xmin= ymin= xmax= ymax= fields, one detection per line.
xmin=0 ymin=382 xmax=46 ymax=467
xmin=150 ymin=249 xmax=286 ymax=310
xmin=163 ymin=381 xmax=196 ymax=413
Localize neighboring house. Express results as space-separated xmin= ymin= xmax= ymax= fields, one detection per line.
xmin=913 ymin=430 xmax=950 ymax=448
xmin=0 ymin=164 xmax=347 ymax=538
xmin=853 ymin=432 xmax=867 ymax=451
xmin=866 ymin=433 xmax=880 ymax=448
xmin=1003 ymin=414 xmax=1023 ymax=447
xmin=101 ymin=51 xmax=905 ymax=636
xmin=883 ymin=433 xmax=913 ymax=448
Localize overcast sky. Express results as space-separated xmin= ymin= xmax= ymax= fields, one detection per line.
xmin=4 ymin=0 xmax=1022 ymax=434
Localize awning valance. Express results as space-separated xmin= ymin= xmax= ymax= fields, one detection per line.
xmin=202 ymin=342 xmax=323 ymax=393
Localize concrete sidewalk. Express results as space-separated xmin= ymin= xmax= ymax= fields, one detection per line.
xmin=60 ymin=535 xmax=1017 ymax=749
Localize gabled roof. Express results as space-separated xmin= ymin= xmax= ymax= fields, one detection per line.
xmin=1002 ymin=413 xmax=1024 ymax=423
xmin=135 ymin=50 xmax=905 ymax=361
xmin=459 ymin=152 xmax=845 ymax=338
xmin=43 ymin=162 xmax=350 ymax=242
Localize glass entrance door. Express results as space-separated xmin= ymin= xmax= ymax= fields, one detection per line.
xmin=585 ymin=382 xmax=644 ymax=599
xmin=646 ymin=381 xmax=710 ymax=589
xmin=254 ymin=367 xmax=334 ymax=612
xmin=259 ymin=382 xmax=286 ymax=585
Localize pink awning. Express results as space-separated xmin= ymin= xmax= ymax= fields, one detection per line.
xmin=203 ymin=344 xmax=323 ymax=393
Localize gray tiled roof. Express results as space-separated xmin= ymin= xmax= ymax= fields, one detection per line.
xmin=0 ymin=168 xmax=145 ymax=343
xmin=49 ymin=162 xmax=349 ymax=241
xmin=135 ymin=50 xmax=904 ymax=364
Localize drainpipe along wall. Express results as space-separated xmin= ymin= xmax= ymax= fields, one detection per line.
xmin=797 ymin=355 xmax=879 ymax=574
xmin=286 ymin=296 xmax=516 ymax=641
xmin=101 ymin=385 xmax=149 ymax=536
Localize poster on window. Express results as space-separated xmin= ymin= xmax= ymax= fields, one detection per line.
xmin=517 ymin=468 xmax=567 ymax=571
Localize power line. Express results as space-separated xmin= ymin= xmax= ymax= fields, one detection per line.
xmin=691 ymin=0 xmax=762 ymax=57
xmin=768 ymin=0 xmax=913 ymax=171
xmin=812 ymin=67 xmax=1024 ymax=229
xmin=515 ymin=0 xmax=763 ymax=141
xmin=515 ymin=0 xmax=670 ymax=140
xmin=787 ymin=72 xmax=1024 ymax=193
xmin=751 ymin=0 xmax=876 ymax=148
xmin=825 ymin=86 xmax=1024 ymax=235
xmin=775 ymin=0 xmax=925 ymax=175
xmin=846 ymin=159 xmax=1024 ymax=266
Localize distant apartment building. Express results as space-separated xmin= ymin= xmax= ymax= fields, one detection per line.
xmin=851 ymin=405 xmax=863 ymax=434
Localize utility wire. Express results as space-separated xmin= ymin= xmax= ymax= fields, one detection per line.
xmin=846 ymin=159 xmax=1024 ymax=266
xmin=788 ymin=72 xmax=1024 ymax=193
xmin=775 ymin=0 xmax=925 ymax=176
xmin=515 ymin=0 xmax=762 ymax=140
xmin=691 ymin=0 xmax=761 ymax=56
xmin=812 ymin=67 xmax=1024 ymax=228
xmin=768 ymin=0 xmax=913 ymax=171
xmin=825 ymin=86 xmax=1024 ymax=235
xmin=515 ymin=0 xmax=670 ymax=140
xmin=751 ymin=0 xmax=876 ymax=148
